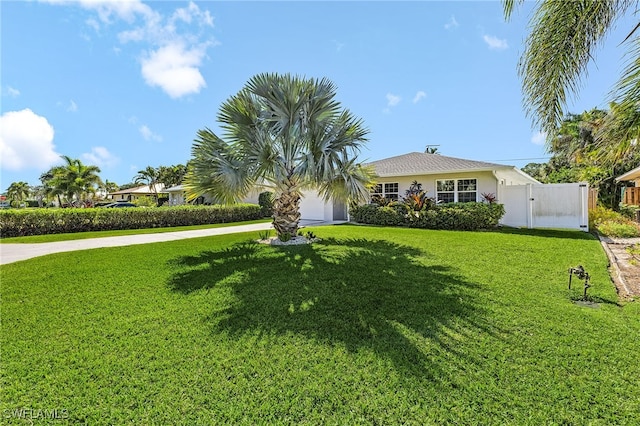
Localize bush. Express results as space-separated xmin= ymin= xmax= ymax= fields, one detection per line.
xmin=258 ymin=191 xmax=274 ymax=217
xmin=0 ymin=204 xmax=262 ymax=238
xmin=349 ymin=202 xmax=505 ymax=231
xmin=590 ymin=206 xmax=640 ymax=237
xmin=619 ymin=204 xmax=640 ymax=221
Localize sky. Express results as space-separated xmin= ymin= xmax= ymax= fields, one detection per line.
xmin=1 ymin=0 xmax=637 ymax=189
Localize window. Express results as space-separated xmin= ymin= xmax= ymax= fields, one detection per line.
xmin=384 ymin=183 xmax=399 ymax=201
xmin=436 ymin=178 xmax=477 ymax=203
xmin=370 ymin=182 xmax=399 ymax=202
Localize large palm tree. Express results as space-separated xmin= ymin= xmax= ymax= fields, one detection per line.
xmin=185 ymin=73 xmax=373 ymax=238
xmin=504 ymin=0 xmax=640 ymax=160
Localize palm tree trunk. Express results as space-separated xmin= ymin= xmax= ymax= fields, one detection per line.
xmin=272 ymin=187 xmax=301 ymax=238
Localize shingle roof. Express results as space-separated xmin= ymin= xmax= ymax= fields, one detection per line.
xmin=365 ymin=152 xmax=512 ymax=177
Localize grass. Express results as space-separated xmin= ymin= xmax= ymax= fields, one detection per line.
xmin=1 ymin=225 xmax=639 ymax=424
xmin=0 ymin=218 xmax=271 ymax=243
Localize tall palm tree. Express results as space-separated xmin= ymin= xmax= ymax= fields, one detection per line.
xmin=504 ymin=0 xmax=640 ymax=159
xmin=6 ymin=181 xmax=31 ymax=206
xmin=185 ymin=73 xmax=373 ymax=238
xmin=134 ymin=166 xmax=160 ymax=203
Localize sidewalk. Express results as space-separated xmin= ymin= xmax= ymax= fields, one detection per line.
xmin=0 ymin=220 xmax=338 ymax=266
xmin=1 ymin=222 xmax=274 ymax=265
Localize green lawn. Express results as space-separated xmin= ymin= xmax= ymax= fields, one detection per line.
xmin=2 ymin=225 xmax=638 ymax=424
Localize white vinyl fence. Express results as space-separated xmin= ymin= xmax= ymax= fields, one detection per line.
xmin=499 ymin=183 xmax=589 ymax=232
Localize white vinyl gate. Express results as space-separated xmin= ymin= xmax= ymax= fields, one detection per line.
xmin=499 ymin=183 xmax=589 ymax=232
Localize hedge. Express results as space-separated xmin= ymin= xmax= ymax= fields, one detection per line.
xmin=0 ymin=204 xmax=262 ymax=238
xmin=349 ymin=202 xmax=505 ymax=231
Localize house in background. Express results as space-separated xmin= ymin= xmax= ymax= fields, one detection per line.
xmin=109 ymin=184 xmax=167 ymax=202
xmin=616 ymin=165 xmax=640 ymax=206
xmin=165 ymin=185 xmax=261 ymax=206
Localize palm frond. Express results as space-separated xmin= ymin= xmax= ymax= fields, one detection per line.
xmin=519 ymin=0 xmax=633 ymax=134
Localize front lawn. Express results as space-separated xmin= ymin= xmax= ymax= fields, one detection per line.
xmin=1 ymin=226 xmax=638 ymax=424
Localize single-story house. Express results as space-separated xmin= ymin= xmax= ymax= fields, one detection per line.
xmin=616 ymin=165 xmax=640 ymax=206
xmin=109 ymin=184 xmax=167 ymax=202
xmin=297 ymin=152 xmax=539 ymax=223
xmin=364 ymin=152 xmax=538 ymax=203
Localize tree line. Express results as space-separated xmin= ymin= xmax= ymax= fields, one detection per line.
xmin=3 ymin=158 xmax=188 ymax=208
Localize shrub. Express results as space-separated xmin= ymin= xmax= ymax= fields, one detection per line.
xmin=619 ymin=203 xmax=640 ymax=221
xmin=589 ymin=206 xmax=640 ymax=238
xmin=258 ymin=191 xmax=274 ymax=217
xmin=0 ymin=204 xmax=262 ymax=238
xmin=349 ymin=202 xmax=505 ymax=231
xmin=597 ymin=221 xmax=640 ymax=238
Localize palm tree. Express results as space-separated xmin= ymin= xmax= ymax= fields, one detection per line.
xmin=504 ymin=0 xmax=640 ymax=158
xmin=6 ymin=181 xmax=31 ymax=207
xmin=185 ymin=73 xmax=373 ymax=238
xmin=55 ymin=156 xmax=103 ymax=206
xmin=134 ymin=166 xmax=160 ymax=203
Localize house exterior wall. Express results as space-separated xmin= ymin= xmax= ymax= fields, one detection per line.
xmin=299 ymin=190 xmax=333 ymax=221
xmin=373 ymin=171 xmax=499 ymax=202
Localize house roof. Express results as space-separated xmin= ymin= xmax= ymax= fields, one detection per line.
xmin=109 ymin=184 xmax=166 ymax=195
xmin=366 ymin=152 xmax=515 ymax=177
xmin=164 ymin=185 xmax=185 ymax=193
xmin=615 ymin=165 xmax=640 ymax=182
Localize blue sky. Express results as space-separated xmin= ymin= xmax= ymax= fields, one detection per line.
xmin=1 ymin=1 xmax=636 ymax=189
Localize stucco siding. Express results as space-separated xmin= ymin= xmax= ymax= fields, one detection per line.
xmin=373 ymin=171 xmax=499 ymax=202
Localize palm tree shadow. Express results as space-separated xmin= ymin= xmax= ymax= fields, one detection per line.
xmin=167 ymin=237 xmax=501 ymax=380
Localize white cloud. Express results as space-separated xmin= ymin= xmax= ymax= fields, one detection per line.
xmin=413 ymin=91 xmax=426 ymax=103
xmin=141 ymin=42 xmax=207 ymax=98
xmin=42 ymin=0 xmax=155 ymax=24
xmin=386 ymin=93 xmax=401 ymax=107
xmin=67 ymin=100 xmax=78 ymax=112
xmin=444 ymin=15 xmax=459 ymax=30
xmin=483 ymin=35 xmax=508 ymax=50
xmin=0 ymin=109 xmax=60 ymax=171
xmin=5 ymin=86 xmax=20 ymax=97
xmin=531 ymin=131 xmax=547 ymax=146
xmin=43 ymin=0 xmax=217 ymax=99
xmin=139 ymin=124 xmax=162 ymax=142
xmin=82 ymin=146 xmax=119 ymax=167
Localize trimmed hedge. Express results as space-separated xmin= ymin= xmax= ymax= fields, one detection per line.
xmin=349 ymin=202 xmax=505 ymax=231
xmin=0 ymin=204 xmax=262 ymax=238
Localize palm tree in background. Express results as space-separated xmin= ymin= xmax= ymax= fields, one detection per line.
xmin=185 ymin=73 xmax=373 ymax=238
xmin=56 ymin=156 xmax=103 ymax=206
xmin=504 ymin=0 xmax=640 ymax=162
xmin=6 ymin=181 xmax=31 ymax=207
xmin=134 ymin=166 xmax=160 ymax=203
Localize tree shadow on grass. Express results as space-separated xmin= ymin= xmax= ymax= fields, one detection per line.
xmin=167 ymin=237 xmax=501 ymax=380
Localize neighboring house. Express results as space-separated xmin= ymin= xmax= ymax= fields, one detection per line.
xmin=365 ymin=152 xmax=538 ymax=203
xmin=109 ymin=184 xmax=167 ymax=202
xmin=165 ymin=185 xmax=262 ymax=206
xmin=615 ymin=165 xmax=640 ymax=206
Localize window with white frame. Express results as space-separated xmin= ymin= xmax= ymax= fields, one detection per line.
xmin=370 ymin=182 xmax=399 ymax=201
xmin=436 ymin=178 xmax=477 ymax=203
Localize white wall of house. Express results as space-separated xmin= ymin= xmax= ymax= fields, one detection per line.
xmin=299 ymin=190 xmax=334 ymax=221
xmin=373 ymin=171 xmax=499 ymax=203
